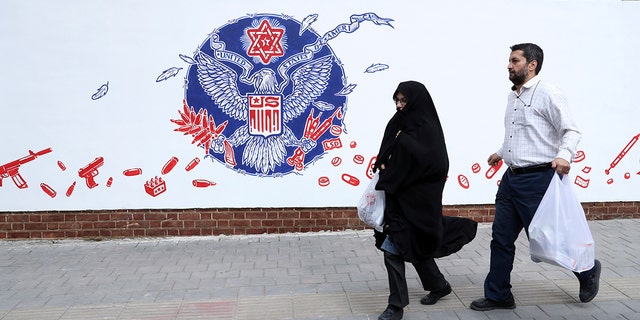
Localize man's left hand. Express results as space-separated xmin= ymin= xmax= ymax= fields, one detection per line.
xmin=551 ymin=158 xmax=571 ymax=175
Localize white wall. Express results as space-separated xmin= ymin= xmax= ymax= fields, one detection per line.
xmin=0 ymin=0 xmax=638 ymax=211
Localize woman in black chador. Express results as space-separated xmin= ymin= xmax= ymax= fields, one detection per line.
xmin=373 ymin=81 xmax=477 ymax=320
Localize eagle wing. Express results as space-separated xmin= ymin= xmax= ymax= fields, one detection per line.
xmin=282 ymin=55 xmax=333 ymax=122
xmin=196 ymin=52 xmax=248 ymax=121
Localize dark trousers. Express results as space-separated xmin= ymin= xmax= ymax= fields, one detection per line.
xmin=484 ymin=169 xmax=593 ymax=301
xmin=384 ymin=251 xmax=447 ymax=308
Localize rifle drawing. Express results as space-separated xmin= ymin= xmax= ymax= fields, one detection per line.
xmin=0 ymin=148 xmax=53 ymax=189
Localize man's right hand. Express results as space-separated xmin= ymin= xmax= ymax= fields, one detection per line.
xmin=487 ymin=153 xmax=502 ymax=166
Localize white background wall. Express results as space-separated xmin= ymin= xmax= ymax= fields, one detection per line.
xmin=0 ymin=0 xmax=638 ymax=211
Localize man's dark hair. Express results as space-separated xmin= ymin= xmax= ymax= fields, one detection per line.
xmin=510 ymin=43 xmax=544 ymax=75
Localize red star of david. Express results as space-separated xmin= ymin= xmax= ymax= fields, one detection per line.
xmin=246 ymin=20 xmax=285 ymax=64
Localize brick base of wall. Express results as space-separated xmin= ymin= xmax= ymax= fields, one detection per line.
xmin=1 ymin=201 xmax=638 ymax=240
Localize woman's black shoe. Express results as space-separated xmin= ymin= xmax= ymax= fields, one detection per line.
xmin=378 ymin=304 xmax=403 ymax=320
xmin=420 ymin=282 xmax=452 ymax=305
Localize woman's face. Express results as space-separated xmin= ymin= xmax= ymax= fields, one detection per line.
xmin=394 ymin=93 xmax=408 ymax=111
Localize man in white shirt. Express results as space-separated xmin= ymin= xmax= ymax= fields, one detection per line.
xmin=470 ymin=43 xmax=601 ymax=311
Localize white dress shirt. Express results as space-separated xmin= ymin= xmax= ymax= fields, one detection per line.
xmin=497 ymin=76 xmax=582 ymax=168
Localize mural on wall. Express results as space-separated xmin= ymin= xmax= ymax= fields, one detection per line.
xmin=452 ymin=131 xmax=640 ymax=192
xmin=172 ymin=13 xmax=393 ymax=178
xmin=0 ymin=1 xmax=638 ymax=210
xmin=0 ymin=12 xmax=395 ymax=200
xmin=0 ymin=148 xmax=52 ymax=189
xmin=91 ymin=82 xmax=109 ymax=101
xmin=604 ymin=133 xmax=639 ymax=184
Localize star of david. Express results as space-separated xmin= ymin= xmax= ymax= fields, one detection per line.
xmin=246 ymin=20 xmax=285 ymax=64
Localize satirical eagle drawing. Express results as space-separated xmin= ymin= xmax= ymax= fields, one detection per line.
xmin=195 ymin=51 xmax=333 ymax=174
xmin=173 ymin=13 xmax=393 ymax=176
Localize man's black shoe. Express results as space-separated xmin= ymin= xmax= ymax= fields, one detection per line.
xmin=378 ymin=304 xmax=403 ymax=320
xmin=470 ymin=296 xmax=516 ymax=311
xmin=579 ymin=259 xmax=601 ymax=302
xmin=420 ymin=282 xmax=452 ymax=305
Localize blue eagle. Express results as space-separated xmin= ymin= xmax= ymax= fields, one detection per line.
xmin=195 ymin=51 xmax=334 ymax=174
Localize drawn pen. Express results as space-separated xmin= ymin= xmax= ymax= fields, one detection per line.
xmin=605 ymin=133 xmax=639 ymax=175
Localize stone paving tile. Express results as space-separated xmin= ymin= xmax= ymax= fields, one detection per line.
xmin=178 ymin=300 xmax=235 ymax=320
xmin=119 ymin=302 xmax=181 ymax=320
xmin=60 ymin=305 xmax=123 ymax=320
xmin=1 ymin=307 xmax=68 ymax=320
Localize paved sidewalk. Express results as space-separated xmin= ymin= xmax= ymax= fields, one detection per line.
xmin=1 ymin=219 xmax=639 ymax=320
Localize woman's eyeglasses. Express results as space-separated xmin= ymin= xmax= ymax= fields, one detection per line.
xmin=393 ymin=98 xmax=408 ymax=105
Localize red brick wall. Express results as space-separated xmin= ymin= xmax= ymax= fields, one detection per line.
xmin=1 ymin=201 xmax=638 ymax=240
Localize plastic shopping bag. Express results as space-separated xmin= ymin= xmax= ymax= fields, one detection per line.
xmin=528 ymin=173 xmax=595 ymax=272
xmin=357 ymin=172 xmax=385 ymax=232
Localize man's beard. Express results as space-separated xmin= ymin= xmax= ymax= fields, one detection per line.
xmin=509 ymin=69 xmax=528 ymax=86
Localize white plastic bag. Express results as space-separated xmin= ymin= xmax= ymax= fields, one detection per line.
xmin=528 ymin=173 xmax=595 ymax=272
xmin=357 ymin=172 xmax=385 ymax=232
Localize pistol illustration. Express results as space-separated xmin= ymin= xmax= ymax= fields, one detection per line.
xmin=0 ymin=148 xmax=52 ymax=189
xmin=78 ymin=157 xmax=104 ymax=189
